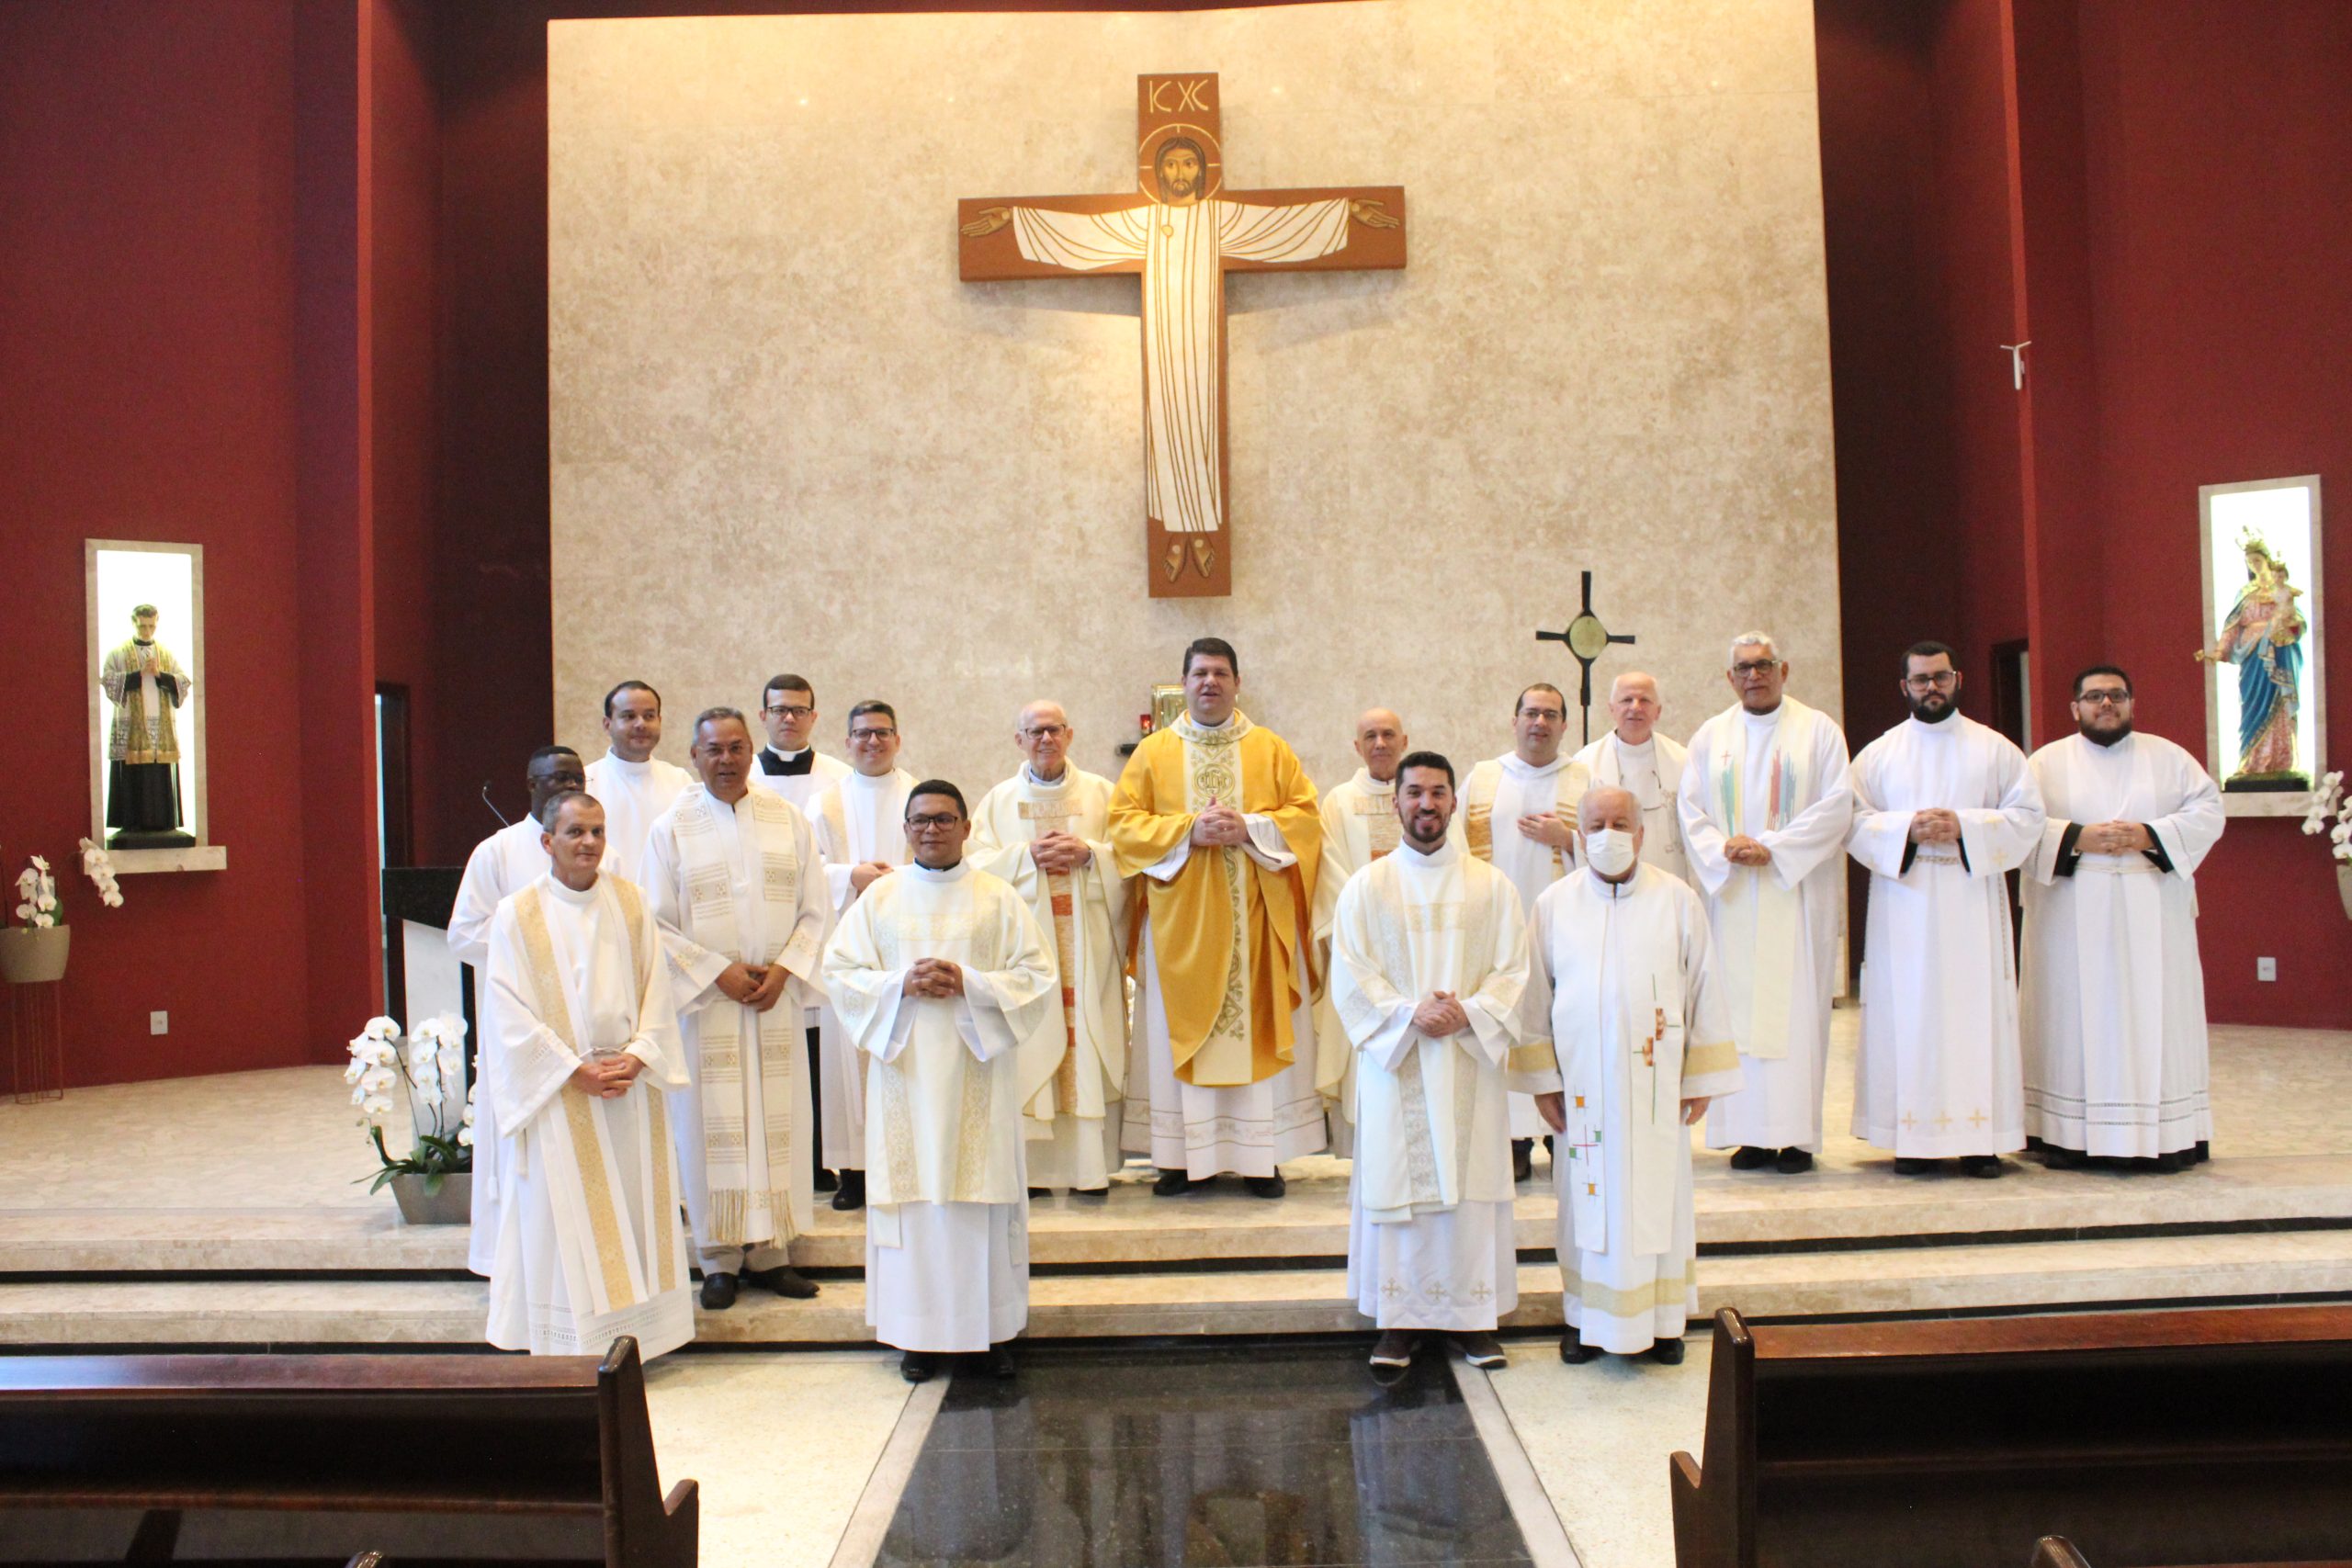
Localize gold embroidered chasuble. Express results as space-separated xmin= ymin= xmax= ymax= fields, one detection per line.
xmin=820 ymin=861 xmax=1060 ymax=1215
xmin=1107 ymin=713 xmax=1321 ymax=1087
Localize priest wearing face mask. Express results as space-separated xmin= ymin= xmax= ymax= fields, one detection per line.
xmin=1528 ymin=787 xmax=1739 ymax=1365
xmin=2020 ymin=666 xmax=2224 ymax=1173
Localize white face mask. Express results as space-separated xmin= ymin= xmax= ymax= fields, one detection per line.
xmin=1584 ymin=828 xmax=1638 ymax=877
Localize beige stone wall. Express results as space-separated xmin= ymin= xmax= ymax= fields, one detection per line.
xmin=549 ymin=0 xmax=1841 ymax=796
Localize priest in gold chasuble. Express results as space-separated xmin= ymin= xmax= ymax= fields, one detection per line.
xmin=1109 ymin=638 xmax=1323 ymax=1194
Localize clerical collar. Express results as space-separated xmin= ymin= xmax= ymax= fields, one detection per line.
xmin=760 ymin=746 xmax=813 ymax=776
xmin=906 ymin=860 xmax=969 ymax=884
xmin=547 ymin=872 xmax=600 ymax=906
xmin=1613 ymin=734 xmax=1656 ymax=754
xmin=133 ymin=639 xmax=155 ymax=649
xmin=1353 ymin=767 xmax=1396 ymax=795
xmin=1024 ymin=764 xmax=1071 ymax=788
xmin=1589 ymin=863 xmax=1645 ymax=898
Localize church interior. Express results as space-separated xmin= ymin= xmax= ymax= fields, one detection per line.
xmin=2 ymin=1 xmax=2348 ymax=1565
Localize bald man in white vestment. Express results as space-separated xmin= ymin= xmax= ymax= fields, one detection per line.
xmin=482 ymin=792 xmax=693 ymax=1359
xmin=808 ymin=699 xmax=919 ymax=1210
xmin=448 ymin=743 xmax=582 ymax=1277
xmin=968 ymin=701 xmax=1133 ymax=1196
xmin=582 ymin=682 xmax=692 ymax=886
xmin=1677 ymin=637 xmax=1854 ymax=1175
xmin=641 ymin=708 xmax=831 ymax=1307
xmin=1570 ymin=673 xmax=1690 ymax=886
xmin=1332 ymin=752 xmax=1560 ymax=1381
xmin=1532 ymin=788 xmax=1740 ymax=1364
xmin=1460 ymin=683 xmax=1591 ymax=1178
xmin=1310 ymin=708 xmax=1417 ymax=1158
xmin=2022 ymin=665 xmax=2225 ymax=1172
xmin=823 ymin=780 xmax=1058 ymax=1383
xmin=1848 ymin=644 xmax=2045 ymax=1177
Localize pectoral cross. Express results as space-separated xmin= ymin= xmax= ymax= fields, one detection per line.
xmin=1535 ymin=570 xmax=1639 ymax=745
xmin=957 ymin=74 xmax=1407 ymax=599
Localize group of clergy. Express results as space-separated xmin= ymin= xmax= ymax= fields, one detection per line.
xmin=444 ymin=629 xmax=2225 ymax=1382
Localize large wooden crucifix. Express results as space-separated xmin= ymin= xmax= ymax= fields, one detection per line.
xmin=957 ymin=73 xmax=1407 ymax=599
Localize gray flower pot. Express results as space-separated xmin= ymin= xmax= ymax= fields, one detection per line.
xmin=390 ymin=1171 xmax=472 ymax=1225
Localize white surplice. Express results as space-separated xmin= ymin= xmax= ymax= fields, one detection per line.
xmin=1461 ymin=751 xmax=1592 ymax=1138
xmin=1530 ymin=865 xmax=1741 ymax=1354
xmin=968 ymin=765 xmax=1133 ymax=1192
xmin=483 ymin=873 xmax=694 ymax=1359
xmin=1677 ymin=700 xmax=1855 ymax=1153
xmin=642 ymin=785 xmax=829 ymax=1269
xmin=448 ymin=815 xmax=553 ymax=1276
xmin=1571 ymin=732 xmax=1693 ymax=886
xmin=582 ymin=751 xmax=693 ymax=886
xmin=2021 ymin=732 xmax=2225 ymax=1158
xmin=810 ymin=766 xmax=917 ymax=1170
xmin=1848 ymin=714 xmax=2046 ymax=1156
xmin=821 ymin=860 xmax=1058 ymax=1352
xmin=1332 ymin=840 xmax=1555 ymax=1331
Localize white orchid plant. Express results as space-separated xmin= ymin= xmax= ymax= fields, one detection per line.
xmin=12 ymin=855 xmax=59 ymax=928
xmin=345 ymin=1012 xmax=477 ymax=1194
xmin=76 ymin=840 xmax=125 ymax=908
xmin=2301 ymin=771 xmax=2350 ymax=865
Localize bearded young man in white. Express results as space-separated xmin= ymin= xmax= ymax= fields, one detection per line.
xmin=968 ymin=700 xmax=1133 ymax=1197
xmin=1310 ymin=707 xmax=1422 ymax=1157
xmin=1460 ymin=682 xmax=1592 ymax=1182
xmin=641 ymin=708 xmax=831 ymax=1308
xmin=1848 ymin=642 xmax=2046 ymax=1177
xmin=808 ymin=699 xmax=919 ymax=1212
xmin=2021 ymin=665 xmax=2225 ymax=1173
xmin=1571 ymin=673 xmax=1690 ymax=886
xmin=822 ymin=782 xmax=1058 ymax=1384
xmin=582 ymin=681 xmax=692 ymax=886
xmin=482 ymin=790 xmax=693 ymax=1359
xmin=1531 ymin=787 xmax=1740 ymax=1365
xmin=1331 ymin=752 xmax=1561 ymax=1382
xmin=1676 ymin=635 xmax=1854 ymax=1176
xmin=448 ymin=743 xmax=583 ymax=1278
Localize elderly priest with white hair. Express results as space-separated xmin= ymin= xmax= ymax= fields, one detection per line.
xmin=1676 ymin=634 xmax=1853 ymax=1176
xmin=1331 ymin=750 xmax=1560 ymax=1382
xmin=1311 ymin=707 xmax=1418 ymax=1157
xmin=481 ymin=788 xmax=694 ymax=1359
xmin=1532 ymin=786 xmax=1740 ymax=1365
xmin=823 ymin=780 xmax=1059 ymax=1383
xmin=641 ymin=707 xmax=831 ymax=1309
xmin=1570 ymin=672 xmax=1690 ymax=886
xmin=2021 ymin=664 xmax=2225 ymax=1172
xmin=968 ymin=700 xmax=1133 ymax=1197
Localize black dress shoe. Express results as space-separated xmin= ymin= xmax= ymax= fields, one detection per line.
xmin=831 ymin=1169 xmax=866 ymax=1211
xmin=699 ymin=1271 xmax=739 ymax=1310
xmin=1559 ymin=1325 xmax=1600 ymax=1364
xmin=1245 ymin=1173 xmax=1286 ymax=1199
xmin=1893 ymin=1156 xmax=1939 ymax=1175
xmin=899 ymin=1351 xmax=937 ymax=1383
xmin=1649 ymin=1337 xmax=1687 ymax=1365
xmin=1511 ymin=1138 xmax=1533 ymax=1183
xmin=1728 ymin=1145 xmax=1774 ymax=1170
xmin=1774 ymin=1147 xmax=1815 ymax=1174
xmin=815 ymin=1167 xmax=839 ymax=1193
xmin=1152 ymin=1168 xmax=1193 ymax=1196
xmin=743 ymin=1264 xmax=819 ymax=1299
xmin=1027 ymin=1187 xmax=1050 ymax=1199
xmin=2150 ymin=1151 xmax=2188 ymax=1174
xmin=2041 ymin=1144 xmax=2088 ymax=1169
xmin=983 ymin=1344 xmax=1017 ymax=1379
xmin=1959 ymin=1155 xmax=2003 ymax=1179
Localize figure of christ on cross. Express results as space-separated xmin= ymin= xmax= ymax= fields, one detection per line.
xmin=958 ymin=73 xmax=1406 ymax=598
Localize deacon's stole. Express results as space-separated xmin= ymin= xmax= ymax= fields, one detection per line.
xmin=507 ymin=878 xmax=685 ymax=1316
xmin=1108 ymin=716 xmax=1321 ymax=1087
xmin=1703 ymin=700 xmax=1819 ymax=1062
xmin=1462 ymin=760 xmax=1587 ymax=874
xmin=672 ymin=790 xmax=820 ymax=1245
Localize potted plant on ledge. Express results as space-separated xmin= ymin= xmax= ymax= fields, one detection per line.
xmin=347 ymin=1013 xmax=477 ymax=1224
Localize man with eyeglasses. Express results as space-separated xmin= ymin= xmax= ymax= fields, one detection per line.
xmin=823 ymin=781 xmax=1058 ymax=1382
xmin=1461 ymin=684 xmax=1594 ymax=1181
xmin=752 ymin=674 xmax=851 ymax=813
xmin=1848 ymin=642 xmax=2046 ymax=1178
xmin=2019 ymin=666 xmax=2224 ymax=1174
xmin=968 ymin=701 xmax=1133 ymax=1197
xmin=1677 ymin=635 xmax=1854 ymax=1176
xmin=641 ymin=708 xmax=831 ymax=1307
xmin=808 ymin=699 xmax=920 ymax=1211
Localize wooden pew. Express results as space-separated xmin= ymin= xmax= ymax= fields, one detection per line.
xmin=1670 ymin=1305 xmax=2352 ymax=1568
xmin=0 ymin=1337 xmax=694 ymax=1567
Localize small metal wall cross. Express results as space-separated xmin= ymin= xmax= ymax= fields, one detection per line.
xmin=1535 ymin=570 xmax=1638 ymax=745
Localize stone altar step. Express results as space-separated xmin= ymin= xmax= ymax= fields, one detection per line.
xmin=6 ymin=1225 xmax=2349 ymax=1348
xmin=7 ymin=1154 xmax=2346 ymax=1276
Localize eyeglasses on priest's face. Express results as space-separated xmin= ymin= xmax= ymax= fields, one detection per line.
xmin=849 ymin=727 xmax=898 ymax=744
xmin=906 ymin=812 xmax=964 ymax=830
xmin=2075 ymin=689 xmax=2132 ymax=708
xmin=1731 ymin=660 xmax=1782 ymax=678
xmin=763 ymin=703 xmax=814 ymax=720
xmin=1903 ymin=671 xmax=1960 ymax=692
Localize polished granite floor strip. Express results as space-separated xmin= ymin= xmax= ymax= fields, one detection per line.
xmin=870 ymin=1343 xmax=1538 ymax=1567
